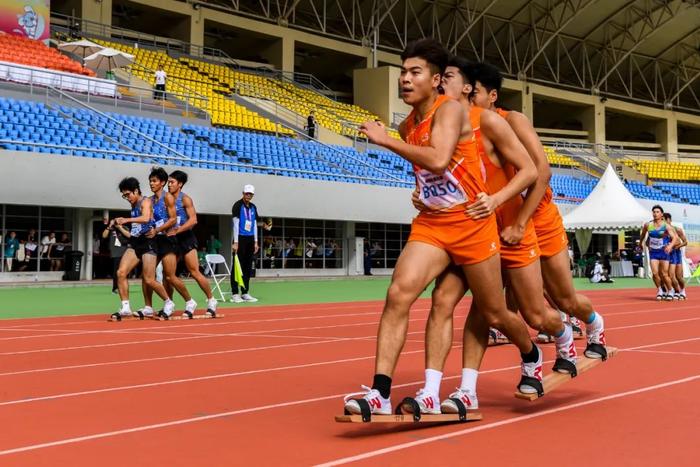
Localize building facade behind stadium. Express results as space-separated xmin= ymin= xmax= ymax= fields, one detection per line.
xmin=1 ymin=0 xmax=699 ymax=281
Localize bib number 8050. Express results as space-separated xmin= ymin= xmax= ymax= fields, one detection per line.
xmin=423 ymin=181 xmax=459 ymax=199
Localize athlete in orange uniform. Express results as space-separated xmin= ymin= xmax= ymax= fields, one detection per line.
xmin=343 ymin=39 xmax=540 ymax=418
xmin=409 ymin=57 xmax=573 ymax=414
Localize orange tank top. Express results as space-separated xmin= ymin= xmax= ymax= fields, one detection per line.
xmin=475 ymin=108 xmax=523 ymax=229
xmin=495 ymin=107 xmax=553 ymax=213
xmin=405 ymin=95 xmax=488 ymax=214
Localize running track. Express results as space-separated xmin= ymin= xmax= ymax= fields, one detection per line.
xmin=0 ymin=288 xmax=698 ymax=466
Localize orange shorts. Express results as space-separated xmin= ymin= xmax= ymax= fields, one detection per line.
xmin=408 ymin=210 xmax=500 ymax=265
xmin=533 ymin=201 xmax=568 ymax=258
xmin=500 ymin=220 xmax=541 ymax=269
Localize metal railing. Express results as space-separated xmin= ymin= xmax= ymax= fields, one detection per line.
xmin=0 ymin=139 xmax=410 ymax=186
xmin=0 ymin=60 xmax=209 ymax=119
xmin=46 ymin=86 xmax=190 ymax=160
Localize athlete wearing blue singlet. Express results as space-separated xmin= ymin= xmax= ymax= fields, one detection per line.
xmin=664 ymin=212 xmax=688 ymax=300
xmin=640 ymin=205 xmax=678 ymax=301
xmin=166 ymin=170 xmax=219 ymax=316
xmin=111 ymin=176 xmax=175 ymax=321
xmin=142 ymin=167 xmax=195 ymax=319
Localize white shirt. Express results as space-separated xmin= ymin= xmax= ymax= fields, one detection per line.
xmin=41 ymin=236 xmax=56 ymax=254
xmin=155 ymin=70 xmax=167 ymax=85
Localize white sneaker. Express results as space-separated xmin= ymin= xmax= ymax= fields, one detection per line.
xmin=182 ymin=299 xmax=197 ymax=318
xmin=231 ymin=294 xmax=244 ymax=303
xmin=241 ymin=293 xmax=258 ymax=302
xmin=162 ymin=299 xmax=175 ymax=317
xmin=206 ymin=298 xmax=218 ymax=313
xmin=536 ymin=331 xmax=552 ymax=343
xmin=519 ymin=345 xmax=543 ymax=394
xmin=133 ymin=306 xmax=154 ymax=319
xmin=343 ymin=385 xmax=391 ymax=416
xmin=402 ymin=389 xmax=440 ymax=414
xmin=441 ymin=388 xmax=479 ymax=412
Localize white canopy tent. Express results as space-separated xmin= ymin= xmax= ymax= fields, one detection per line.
xmin=562 ymin=164 xmax=650 ymax=255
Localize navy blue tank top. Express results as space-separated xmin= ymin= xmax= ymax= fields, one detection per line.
xmin=152 ymin=193 xmax=168 ymax=235
xmin=175 ymin=192 xmax=188 ymax=228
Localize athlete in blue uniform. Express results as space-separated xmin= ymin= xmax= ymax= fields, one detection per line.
xmin=167 ymin=170 xmax=218 ymax=317
xmin=112 ymin=177 xmax=175 ymax=321
xmin=143 ymin=167 xmax=196 ymax=319
xmin=663 ymin=213 xmax=688 ymax=300
xmin=640 ymin=205 xmax=678 ymax=301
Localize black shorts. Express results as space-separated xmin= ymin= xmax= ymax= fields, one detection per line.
xmin=155 ymin=235 xmax=179 ymax=259
xmin=176 ymin=230 xmax=198 ymax=255
xmin=128 ymin=236 xmax=156 ymax=259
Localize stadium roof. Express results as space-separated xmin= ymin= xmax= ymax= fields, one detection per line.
xmin=200 ymin=0 xmax=700 ymax=113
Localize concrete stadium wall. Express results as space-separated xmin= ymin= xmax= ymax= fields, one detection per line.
xmin=0 ymin=151 xmax=416 ymax=224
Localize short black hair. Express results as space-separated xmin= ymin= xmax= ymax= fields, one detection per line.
xmin=652 ymin=204 xmax=664 ymax=213
xmin=663 ymin=212 xmax=672 ymax=221
xmin=473 ymin=62 xmax=503 ymax=93
xmin=447 ymin=55 xmax=477 ymax=97
xmin=118 ymin=177 xmax=140 ymax=194
xmin=400 ymin=39 xmax=449 ymax=76
xmin=169 ymin=170 xmax=188 ymax=185
xmin=149 ymin=166 xmax=169 ymax=182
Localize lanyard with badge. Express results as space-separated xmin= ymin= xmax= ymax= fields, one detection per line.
xmin=243 ymin=205 xmax=254 ymax=232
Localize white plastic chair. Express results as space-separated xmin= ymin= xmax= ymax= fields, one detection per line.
xmin=205 ymin=254 xmax=231 ymax=302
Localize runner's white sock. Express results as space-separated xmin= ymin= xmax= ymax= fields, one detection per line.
xmin=459 ymin=368 xmax=478 ymax=393
xmin=120 ymin=300 xmax=130 ymax=310
xmin=424 ymin=369 xmax=442 ymax=396
xmin=554 ymin=324 xmax=572 ymax=346
xmin=585 ymin=311 xmax=603 ymax=334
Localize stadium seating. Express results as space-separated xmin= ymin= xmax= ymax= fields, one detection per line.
xmin=1 ymin=95 xmax=697 ymax=202
xmin=0 ymin=33 xmax=95 ymax=76
xmin=0 ymin=97 xmax=408 ymax=187
xmin=545 ymin=147 xmax=579 ymax=168
xmin=622 ymin=159 xmax=700 ymax=182
xmin=92 ymin=39 xmax=399 ymax=140
xmin=92 ymin=40 xmax=292 ymax=135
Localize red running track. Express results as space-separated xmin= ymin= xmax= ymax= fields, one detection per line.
xmin=0 ymin=288 xmax=698 ymax=466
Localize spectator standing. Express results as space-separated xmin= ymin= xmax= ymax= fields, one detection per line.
xmin=41 ymin=231 xmax=56 ymax=259
xmin=231 ymin=184 xmax=271 ymax=302
xmin=4 ymin=231 xmax=19 ymax=272
xmin=154 ymin=64 xmax=167 ymax=100
xmin=363 ymin=238 xmax=372 ymax=276
xmin=51 ymin=233 xmax=71 ymax=272
xmin=306 ymin=110 xmax=317 ymax=138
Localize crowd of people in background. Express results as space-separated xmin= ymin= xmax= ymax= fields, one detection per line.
xmin=2 ymin=229 xmax=72 ymax=272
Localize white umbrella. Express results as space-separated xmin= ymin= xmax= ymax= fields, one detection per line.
xmin=84 ymin=48 xmax=135 ymax=74
xmin=58 ymin=39 xmax=104 ymax=60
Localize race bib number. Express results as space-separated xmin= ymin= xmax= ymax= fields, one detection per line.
xmin=244 ymin=220 xmax=253 ymax=232
xmin=130 ymin=223 xmax=140 ymax=237
xmin=155 ymin=220 xmax=165 ymax=228
xmin=176 ymin=216 xmax=181 ymax=226
xmin=416 ymin=169 xmax=468 ymax=210
xmin=649 ymin=237 xmax=664 ymax=249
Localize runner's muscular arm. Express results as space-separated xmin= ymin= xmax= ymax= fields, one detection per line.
xmin=153 ymin=193 xmax=178 ymax=235
xmin=466 ymin=110 xmax=537 ymax=220
xmin=116 ymin=197 xmax=152 ymax=225
xmin=502 ymin=111 xmax=550 ymax=242
xmin=360 ymin=100 xmax=462 ymax=175
xmin=676 ymin=226 xmax=688 ymax=248
xmin=665 ymin=226 xmax=679 ymax=253
xmin=175 ymin=195 xmax=198 ymax=234
xmin=640 ymin=223 xmax=649 ymax=251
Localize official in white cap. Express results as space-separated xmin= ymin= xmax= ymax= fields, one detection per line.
xmin=230 ymin=184 xmax=271 ymax=302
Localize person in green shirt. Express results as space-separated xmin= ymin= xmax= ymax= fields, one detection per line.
xmin=206 ymin=235 xmax=222 ymax=255
xmin=4 ymin=231 xmax=19 ymax=272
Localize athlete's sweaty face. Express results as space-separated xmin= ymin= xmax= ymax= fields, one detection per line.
xmin=167 ymin=177 xmax=182 ymax=195
xmin=652 ymin=208 xmax=663 ymax=221
xmin=121 ymin=190 xmax=137 ymax=204
xmin=441 ymin=66 xmax=470 ymax=101
xmin=399 ymin=57 xmax=440 ymax=105
xmin=149 ymin=176 xmax=165 ymax=194
xmin=471 ymin=81 xmax=497 ymax=110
